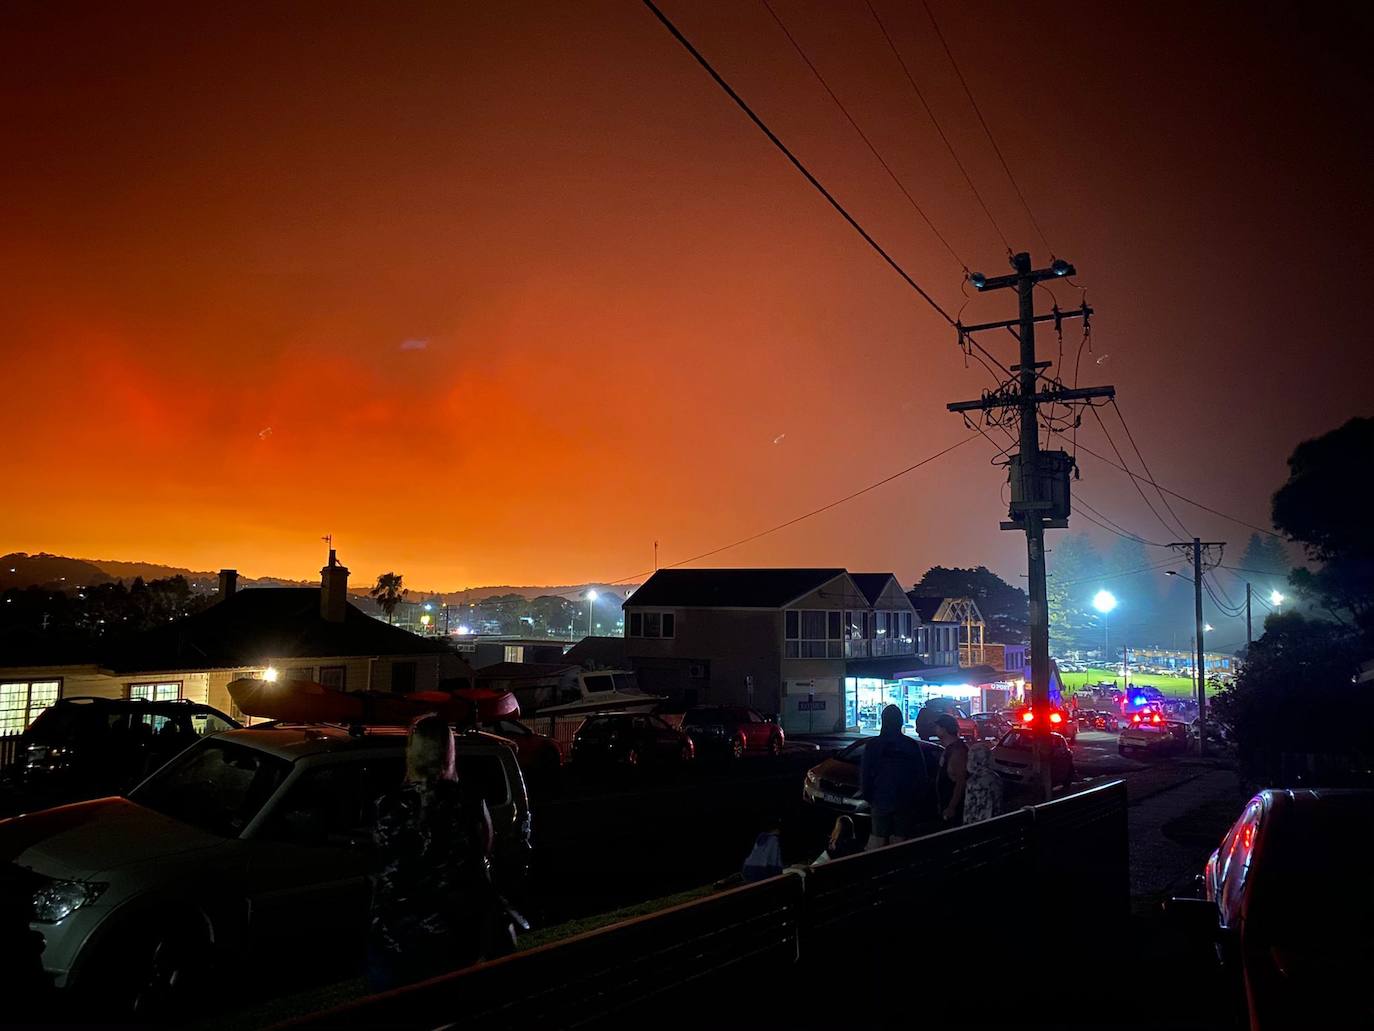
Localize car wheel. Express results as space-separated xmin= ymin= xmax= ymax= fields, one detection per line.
xmin=88 ymin=913 xmax=210 ymax=1019
xmin=730 ymin=736 xmax=745 ymax=761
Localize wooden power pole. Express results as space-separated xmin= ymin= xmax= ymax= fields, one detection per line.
xmin=949 ymin=253 xmax=1113 ymax=799
xmin=1169 ymin=538 xmax=1226 ymax=756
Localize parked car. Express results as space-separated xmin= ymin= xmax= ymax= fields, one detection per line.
xmin=991 ymin=729 xmax=1075 ymax=789
xmin=1093 ymin=711 xmax=1120 ymax=733
xmin=1012 ymin=706 xmax=1077 ymax=743
xmin=478 ymin=717 xmax=562 ymax=792
xmin=1118 ymin=712 xmax=1186 ymax=756
xmin=570 ymin=712 xmax=694 ymax=769
xmin=1074 ymin=709 xmax=1098 ymax=731
xmin=802 ymin=736 xmax=943 ymax=818
xmin=1 ymin=697 xmax=240 ymax=817
xmin=970 ymin=711 xmax=1010 ymax=742
xmin=1165 ymin=789 xmax=1374 ymax=1029
xmin=1 ymin=723 xmax=530 ymax=1017
xmin=680 ymin=706 xmax=784 ymax=759
xmin=913 ymin=698 xmax=979 ymax=742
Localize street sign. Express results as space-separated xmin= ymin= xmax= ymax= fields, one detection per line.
xmin=797 ymin=699 xmax=827 ymax=712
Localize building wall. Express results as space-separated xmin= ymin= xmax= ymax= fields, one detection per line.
xmin=624 ymin=606 xmax=785 ymax=711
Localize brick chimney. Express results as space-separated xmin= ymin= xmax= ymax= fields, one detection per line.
xmin=218 ymin=569 xmax=238 ymax=599
xmin=320 ymin=549 xmax=349 ymax=623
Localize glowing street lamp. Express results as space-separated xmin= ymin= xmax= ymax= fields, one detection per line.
xmin=1093 ymin=590 xmax=1118 ymax=674
xmin=585 ymin=589 xmax=599 ymax=638
xmin=1269 ymin=590 xmax=1284 ymax=607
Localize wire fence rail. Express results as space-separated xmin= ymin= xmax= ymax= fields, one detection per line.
xmin=285 ymin=780 xmax=1128 ymax=1030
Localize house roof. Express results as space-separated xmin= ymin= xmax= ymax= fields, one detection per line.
xmin=562 ymin=635 xmax=627 ymax=669
xmin=624 ymin=569 xmax=848 ymax=609
xmin=101 ymin=588 xmax=457 ymax=674
xmin=850 ymin=573 xmax=903 ymax=607
xmin=473 ymin=661 xmax=577 ymax=682
xmin=907 ymin=594 xmax=957 ymax=623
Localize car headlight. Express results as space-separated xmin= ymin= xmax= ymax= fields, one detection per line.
xmin=32 ymin=880 xmax=107 ymax=924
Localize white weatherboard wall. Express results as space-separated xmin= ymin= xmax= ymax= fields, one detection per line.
xmin=783 ymin=678 xmax=841 ymax=735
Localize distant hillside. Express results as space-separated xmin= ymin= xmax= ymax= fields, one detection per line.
xmin=1 ymin=552 xmax=637 ymax=600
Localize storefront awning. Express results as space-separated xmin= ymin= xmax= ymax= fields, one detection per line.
xmin=913 ymin=664 xmax=1005 ymax=686
xmin=844 ymin=656 xmax=930 ymax=679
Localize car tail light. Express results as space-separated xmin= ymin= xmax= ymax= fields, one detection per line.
xmin=1132 ymin=714 xmax=1142 ymax=723
xmin=1021 ymin=711 xmax=1035 ymax=723
xmin=1151 ymin=714 xmax=1162 ymax=724
xmin=1049 ymin=712 xmax=1063 ymax=725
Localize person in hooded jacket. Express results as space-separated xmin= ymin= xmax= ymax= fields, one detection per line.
xmin=860 ymin=704 xmax=928 ymax=849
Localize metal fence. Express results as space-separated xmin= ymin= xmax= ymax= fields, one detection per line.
xmin=289 ymin=780 xmax=1128 ymax=1030
xmin=0 ymin=734 xmax=17 ymax=771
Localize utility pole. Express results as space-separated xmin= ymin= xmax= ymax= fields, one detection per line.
xmin=949 ymin=252 xmax=1113 ymax=799
xmin=1169 ymin=538 xmax=1226 ymax=756
xmin=1245 ymin=582 xmax=1252 ymax=645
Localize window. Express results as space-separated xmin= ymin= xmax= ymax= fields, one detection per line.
xmin=0 ymin=680 xmax=61 ymax=735
xmin=504 ymin=646 xmax=525 ymax=663
xmin=284 ymin=667 xmax=314 ymax=682
xmin=391 ymin=662 xmax=417 ymax=695
xmin=661 ymin=613 xmax=675 ymax=638
xmin=319 ymin=666 xmax=346 ymax=691
xmin=901 ymin=612 xmax=913 ymax=640
xmin=628 ymin=611 xmax=672 ymax=639
xmin=455 ymin=754 xmax=510 ymax=807
xmin=628 ymin=612 xmax=642 ymax=636
xmin=918 ymin=627 xmax=929 ymax=653
xmin=129 ymin=682 xmax=181 ymax=702
xmin=260 ymin=758 xmax=404 ymax=847
xmin=784 ymin=609 xmax=843 ymax=658
xmin=644 ymin=612 xmax=661 ymax=638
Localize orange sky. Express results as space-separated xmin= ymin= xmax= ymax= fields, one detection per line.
xmin=3 ymin=1 xmax=1371 ymax=591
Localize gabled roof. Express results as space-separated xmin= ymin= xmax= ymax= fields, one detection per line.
xmin=562 ymin=635 xmax=627 ymax=670
xmin=850 ymin=573 xmax=906 ymax=607
xmin=102 ymin=588 xmax=456 ymax=674
xmin=624 ymin=569 xmax=848 ymax=609
xmin=907 ymin=594 xmax=957 ymax=623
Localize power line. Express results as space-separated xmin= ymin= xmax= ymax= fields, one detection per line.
xmin=921 ymin=0 xmax=1053 ymax=254
xmin=1072 ymin=439 xmax=1284 ymax=540
xmin=1075 ymin=496 xmax=1167 ymax=547
xmin=1109 ymin=399 xmax=1191 ymax=538
xmin=862 ymin=0 xmax=1012 ymax=254
xmin=643 ymin=0 xmax=956 ymax=325
xmin=761 ymin=0 xmax=969 ymax=271
xmin=1052 ymin=558 xmax=1177 ymax=589
xmin=1220 ymin=563 xmax=1291 ymax=578
xmin=1088 ymin=405 xmax=1180 ymax=541
xmin=601 ymin=432 xmax=981 ymax=586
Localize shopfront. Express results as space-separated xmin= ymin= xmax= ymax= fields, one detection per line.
xmin=844 ymin=667 xmax=1026 ymax=731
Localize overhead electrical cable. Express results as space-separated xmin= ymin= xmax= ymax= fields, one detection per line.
xmin=1074 ymin=497 xmax=1167 ymax=547
xmin=921 ymin=0 xmax=1053 ymax=254
xmin=600 ymin=432 xmax=980 ymax=586
xmin=862 ymin=0 xmax=1012 ymax=254
xmin=1071 ymin=441 xmax=1284 ymax=540
xmin=642 ymin=0 xmax=957 ymax=326
xmin=760 ymin=0 xmax=969 ymax=272
xmin=1053 ymin=559 xmax=1176 ymax=589
xmin=1108 ymin=399 xmax=1192 ymax=538
xmin=1087 ymin=406 xmax=1180 ymax=541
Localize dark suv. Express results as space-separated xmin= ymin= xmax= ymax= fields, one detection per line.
xmin=680 ymin=706 xmax=784 ymax=759
xmin=2 ymin=697 xmax=240 ymax=816
xmin=570 ymin=713 xmax=694 ymax=769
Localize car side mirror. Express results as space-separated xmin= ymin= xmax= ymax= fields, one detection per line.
xmin=1162 ymin=896 xmax=1221 ymax=942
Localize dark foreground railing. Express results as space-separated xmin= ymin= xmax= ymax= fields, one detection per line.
xmin=289 ymin=780 xmax=1128 ymax=1030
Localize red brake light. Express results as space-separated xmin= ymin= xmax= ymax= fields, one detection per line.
xmin=1049 ymin=712 xmax=1063 ymax=724
xmin=1132 ymin=714 xmax=1142 ymax=723
xmin=1151 ymin=713 xmax=1162 ymax=724
xmin=1021 ymin=711 xmax=1034 ymax=723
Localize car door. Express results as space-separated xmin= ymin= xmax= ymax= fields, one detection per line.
xmin=642 ymin=715 xmax=676 ymax=760
xmin=243 ymin=754 xmax=401 ymax=967
xmin=736 ymin=708 xmax=763 ymax=750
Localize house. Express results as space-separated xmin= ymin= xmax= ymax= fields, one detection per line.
xmin=0 ymin=552 xmax=473 ymax=735
xmin=454 ymin=637 xmax=573 ymax=670
xmin=622 ymin=568 xmax=953 ymax=734
xmin=905 ymin=595 xmax=964 ymax=667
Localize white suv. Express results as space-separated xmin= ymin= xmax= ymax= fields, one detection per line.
xmin=3 ymin=723 xmax=528 ymax=1019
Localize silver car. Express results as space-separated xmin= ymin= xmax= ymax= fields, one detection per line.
xmin=3 ymin=724 xmax=529 ymax=1017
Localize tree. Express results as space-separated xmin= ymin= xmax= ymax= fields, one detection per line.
xmin=1271 ymin=417 xmax=1374 ymax=638
xmin=370 ymin=573 xmax=408 ymax=624
xmin=1046 ymin=532 xmax=1104 ymax=655
xmin=910 ymin=566 xmax=1028 ymax=643
xmin=1210 ymin=612 xmax=1368 ymax=784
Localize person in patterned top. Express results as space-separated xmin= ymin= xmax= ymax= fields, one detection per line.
xmin=368 ymin=714 xmax=496 ymax=992
xmin=962 ymin=743 xmax=1005 ymax=825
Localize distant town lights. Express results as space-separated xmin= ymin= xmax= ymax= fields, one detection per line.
xmin=1092 ymin=590 xmax=1118 ymax=614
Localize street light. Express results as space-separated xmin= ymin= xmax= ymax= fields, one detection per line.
xmin=585 ymin=589 xmax=598 ymax=638
xmin=1093 ymin=590 xmax=1118 ymax=675
xmin=1270 ymin=590 xmax=1284 ymax=607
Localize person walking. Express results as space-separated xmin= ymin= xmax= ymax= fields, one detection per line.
xmin=932 ymin=714 xmax=969 ymax=825
xmin=368 ymin=714 xmax=501 ymax=992
xmin=860 ymin=704 xmax=928 ymax=849
xmin=962 ymin=743 xmax=1004 ymax=825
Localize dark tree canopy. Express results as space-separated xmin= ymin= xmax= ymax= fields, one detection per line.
xmin=912 ymin=566 xmax=1028 ymax=644
xmin=1271 ymin=417 xmax=1374 ymax=637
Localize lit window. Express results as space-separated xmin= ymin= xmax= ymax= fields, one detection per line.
xmin=0 ymin=680 xmax=61 ymax=735
xmin=784 ymin=610 xmax=843 ymax=658
xmin=129 ymin=682 xmax=180 ymax=702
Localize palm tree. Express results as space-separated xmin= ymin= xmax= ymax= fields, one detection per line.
xmin=370 ymin=572 xmax=408 ymax=624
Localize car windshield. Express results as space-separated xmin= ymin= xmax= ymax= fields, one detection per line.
xmin=999 ymin=730 xmax=1036 ymax=750
xmin=682 ymin=709 xmax=725 ymax=725
xmin=131 ymin=738 xmax=289 ymax=837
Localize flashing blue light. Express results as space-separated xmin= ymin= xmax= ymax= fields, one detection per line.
xmin=1133 ymin=696 xmax=1146 ymax=706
